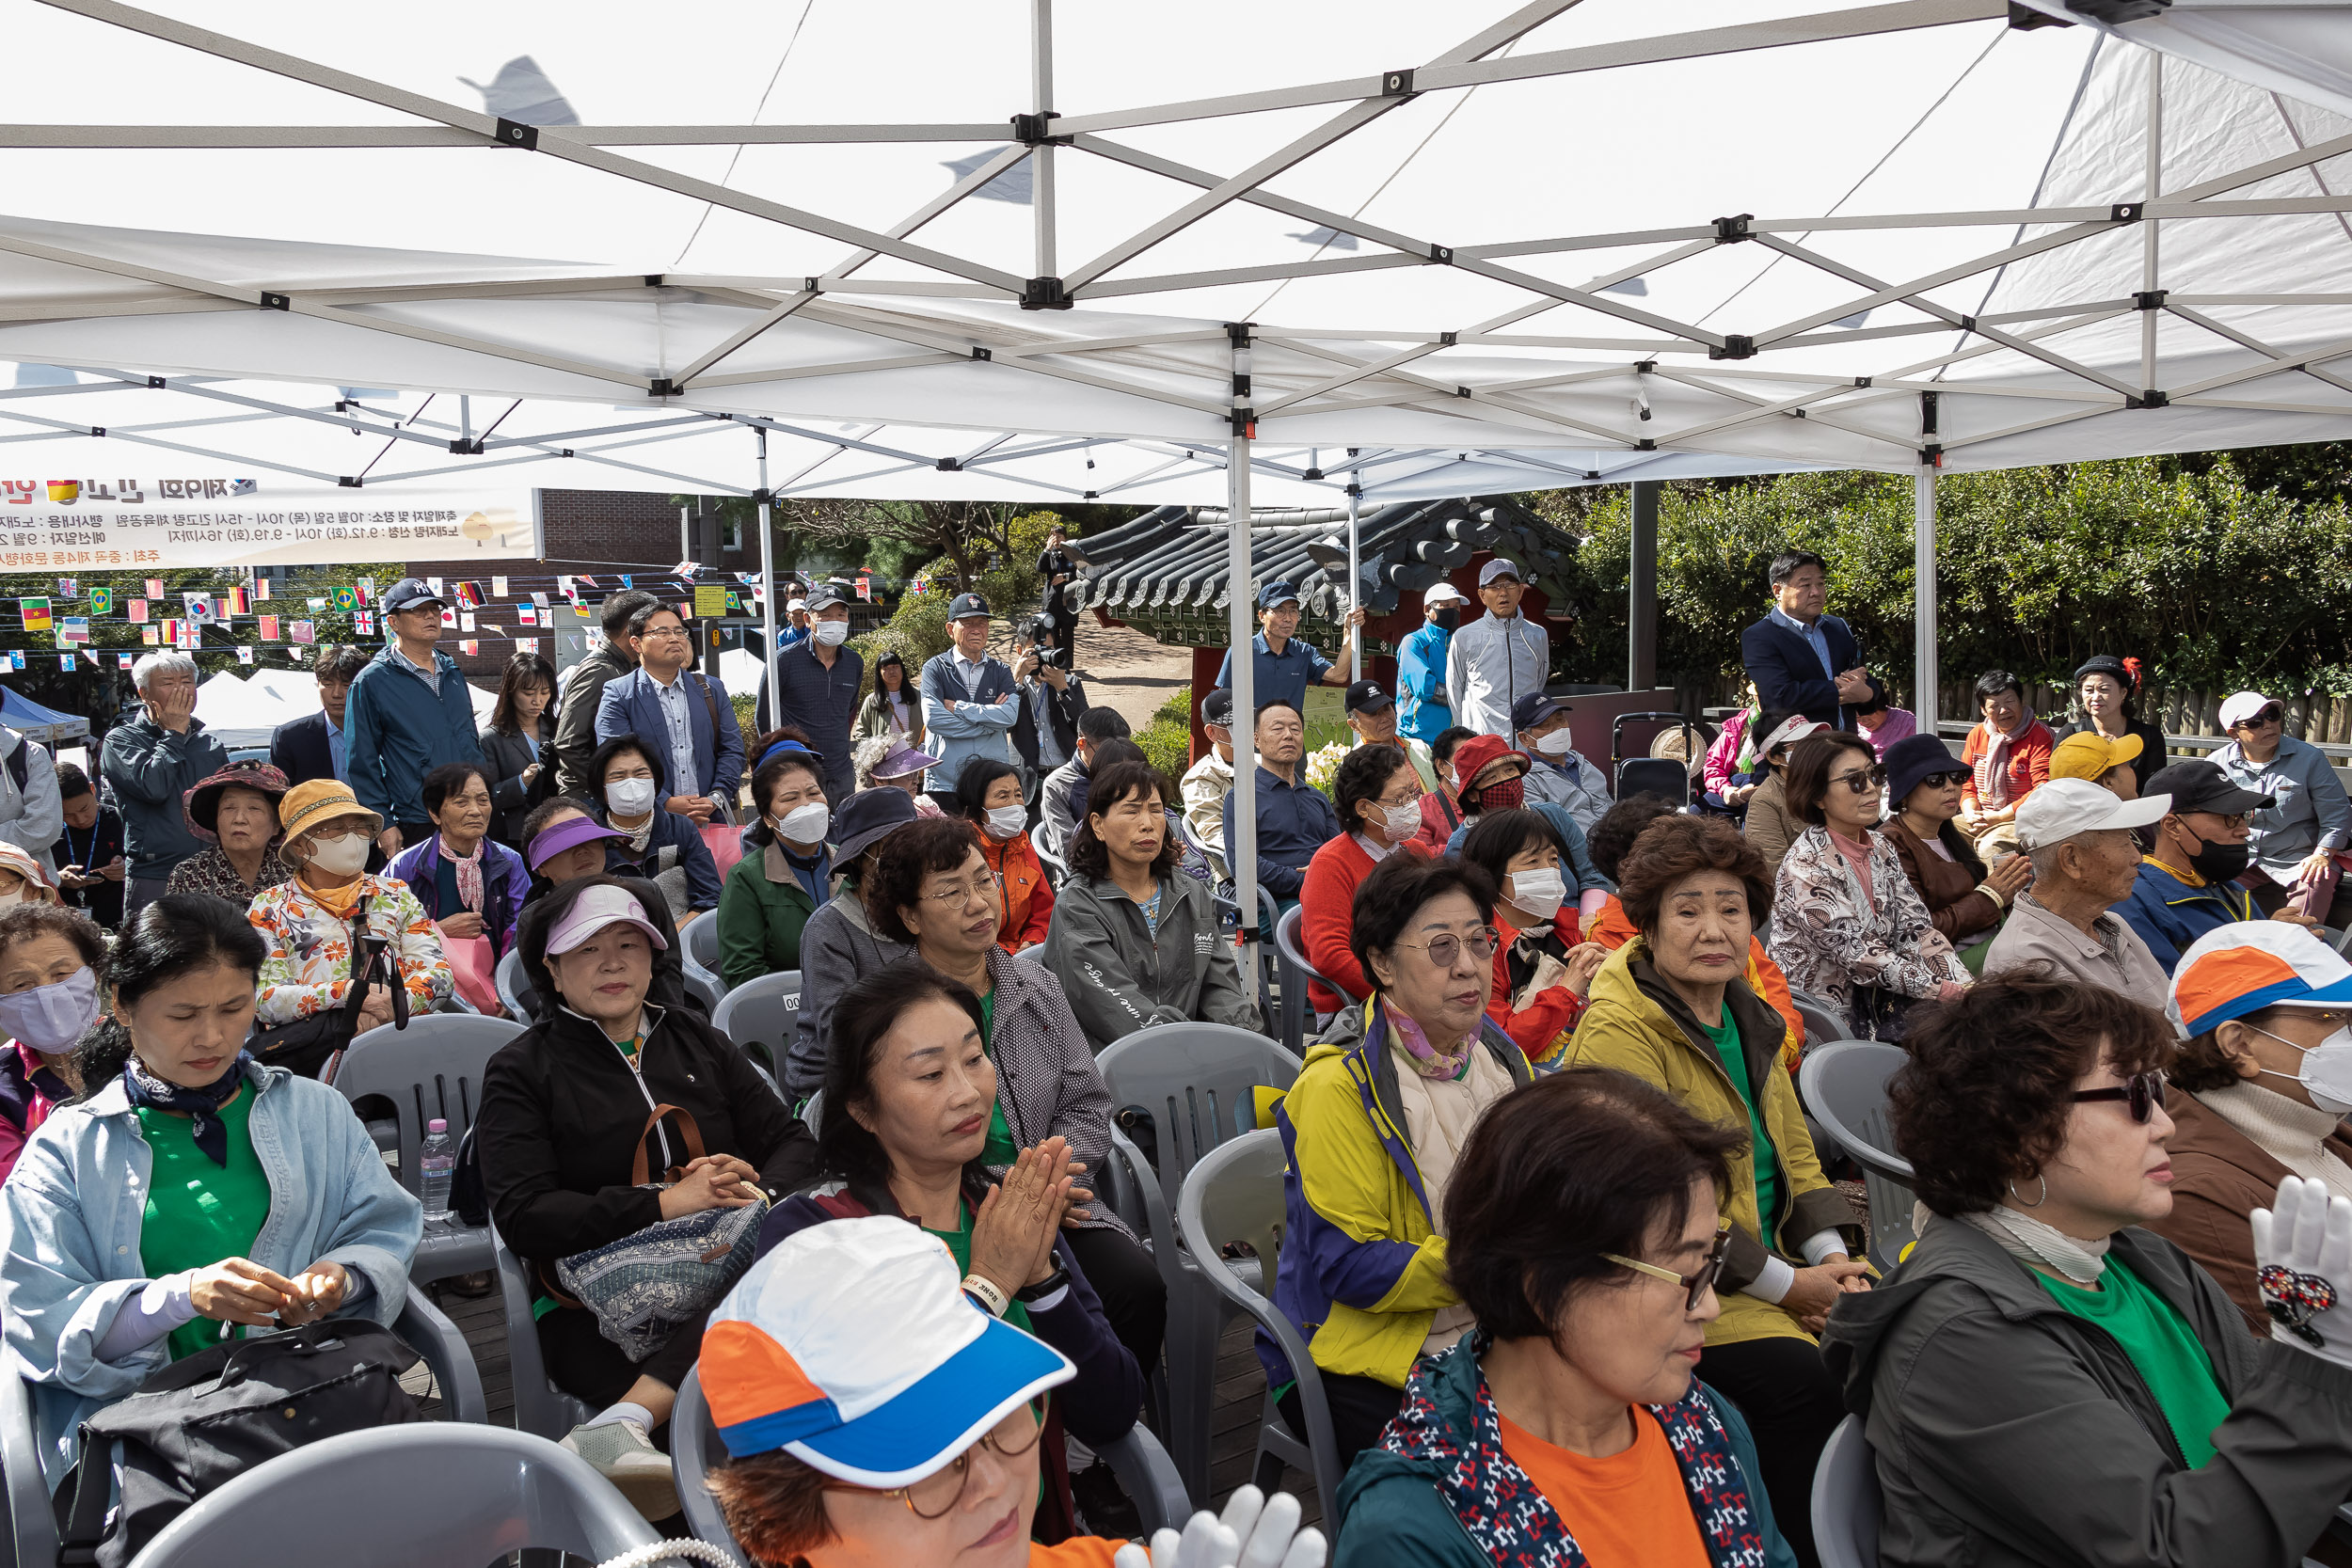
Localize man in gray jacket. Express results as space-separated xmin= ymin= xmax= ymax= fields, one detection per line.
xmin=784 ymin=788 xmax=917 ymax=1097
xmin=99 ymin=651 xmax=229 ymax=920
xmin=0 ymin=724 xmax=61 ymax=879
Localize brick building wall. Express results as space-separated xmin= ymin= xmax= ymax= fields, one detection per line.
xmin=405 ymin=488 xmax=754 ymax=680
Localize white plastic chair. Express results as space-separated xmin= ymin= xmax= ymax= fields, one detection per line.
xmin=1811 ymin=1415 xmax=1881 ymax=1568
xmin=711 ymin=969 xmax=803 ymax=1088
xmin=1032 ymin=821 xmax=1069 ymax=887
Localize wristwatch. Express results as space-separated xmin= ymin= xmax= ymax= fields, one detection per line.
xmin=1015 ymin=1265 xmax=1071 ymax=1305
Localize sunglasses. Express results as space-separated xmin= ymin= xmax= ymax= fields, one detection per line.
xmin=1915 ymin=769 xmax=1968 ymax=789
xmin=1832 ymin=767 xmax=1888 ymax=794
xmin=1604 ymin=1223 xmax=1733 ymax=1312
xmin=1393 ymin=927 xmax=1501 ymax=968
xmin=2071 ymin=1070 xmax=2167 ymax=1124
xmin=2234 ymin=706 xmax=2283 ymax=730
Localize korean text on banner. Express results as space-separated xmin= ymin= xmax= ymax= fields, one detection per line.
xmin=0 ymin=481 xmax=543 ymax=570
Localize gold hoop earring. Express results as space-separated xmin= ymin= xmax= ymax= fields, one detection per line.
xmin=2010 ymin=1174 xmax=2048 ymax=1209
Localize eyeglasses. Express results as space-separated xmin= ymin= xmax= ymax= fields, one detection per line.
xmin=639 ymin=625 xmax=690 ymax=641
xmin=1392 ymin=927 xmax=1500 ymax=968
xmin=1832 ymin=767 xmax=1888 ymax=794
xmin=1603 ymin=1224 xmax=1733 ymax=1312
xmin=2235 ymin=706 xmax=2283 ymax=730
xmin=2071 ymin=1070 xmax=2167 ymax=1124
xmin=847 ymin=1404 xmax=1045 ymax=1519
xmin=920 ymin=872 xmax=1003 ymax=907
xmin=1917 ymin=769 xmax=1967 ymax=789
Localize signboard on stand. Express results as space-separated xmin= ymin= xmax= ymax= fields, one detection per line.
xmin=0 ymin=480 xmax=543 ymax=570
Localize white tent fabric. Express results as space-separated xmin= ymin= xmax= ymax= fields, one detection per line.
xmin=192 ymin=665 xmax=494 ymax=750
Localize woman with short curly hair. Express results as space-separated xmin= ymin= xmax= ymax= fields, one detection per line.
xmin=1565 ymin=812 xmax=1860 ymax=1564
xmin=1822 ymin=972 xmax=2352 ymax=1568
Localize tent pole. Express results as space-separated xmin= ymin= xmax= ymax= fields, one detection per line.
xmin=756 ymin=426 xmax=778 ymax=748
xmin=1628 ymin=479 xmax=1658 ymax=694
xmin=1344 ymin=460 xmax=1361 ymax=683
xmin=1031 ymin=0 xmax=1056 ymax=279
xmin=1229 ymin=326 xmax=1259 ymax=1006
xmin=1914 ymin=466 xmax=1937 ymax=736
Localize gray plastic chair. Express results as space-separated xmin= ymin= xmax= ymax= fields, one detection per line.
xmin=1175 ymin=1128 xmax=1341 ymax=1516
xmin=495 ymin=944 xmax=538 ymax=1021
xmin=672 ymin=1363 xmax=1189 ymax=1553
xmin=335 ymin=1013 xmax=523 ymax=1284
xmin=1098 ymin=1022 xmax=1302 ymax=1501
xmin=1812 ymin=1414 xmax=1882 ymax=1568
xmin=685 ymin=910 xmax=723 ymax=974
xmin=1798 ymin=1041 xmax=1917 ymax=1267
xmin=711 ymin=969 xmax=803 ymax=1080
xmin=1033 ymin=821 xmax=1068 ymax=886
xmin=799 ymin=1087 xmax=824 ymax=1133
xmin=1271 ymin=903 xmax=1341 ymax=1057
xmin=493 ymin=1225 xmax=596 ymax=1440
xmin=1 ymin=1292 xmax=485 ymax=1568
xmin=1787 ymin=987 xmax=1851 ymax=1053
xmin=130 ymin=1423 xmax=688 ymax=1568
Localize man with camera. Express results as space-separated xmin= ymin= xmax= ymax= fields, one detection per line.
xmin=1011 ymin=614 xmax=1089 ymax=825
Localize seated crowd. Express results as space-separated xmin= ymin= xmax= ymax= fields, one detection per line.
xmin=11 ymin=566 xmax=2352 ymax=1568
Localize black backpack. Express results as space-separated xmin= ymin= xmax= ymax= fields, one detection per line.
xmin=59 ymin=1319 xmax=423 ymax=1567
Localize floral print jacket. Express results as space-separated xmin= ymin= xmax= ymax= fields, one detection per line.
xmin=1767 ymin=825 xmax=1965 ymax=1033
xmin=250 ymin=872 xmax=453 ymax=1026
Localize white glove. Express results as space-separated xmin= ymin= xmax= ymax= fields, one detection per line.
xmin=1111 ymin=1485 xmax=1327 ymax=1568
xmin=2250 ymin=1174 xmax=2352 ymax=1369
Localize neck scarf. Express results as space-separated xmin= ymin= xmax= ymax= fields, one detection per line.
xmin=123 ymin=1053 xmax=252 ymax=1166
xmin=1953 ymin=1202 xmax=2109 ymax=1285
xmin=439 ymin=833 xmax=485 ymax=914
xmin=1974 ymin=713 xmax=2036 ymax=810
xmin=1381 ymin=999 xmax=1475 ymax=1080
xmin=299 ymin=870 xmax=367 ymax=921
xmin=616 ymin=813 xmax=656 ymax=855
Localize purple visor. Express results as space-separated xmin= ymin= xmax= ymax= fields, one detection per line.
xmin=527 ymin=815 xmax=628 ymax=872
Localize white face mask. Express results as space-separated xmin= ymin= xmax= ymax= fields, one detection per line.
xmin=1534 ymin=730 xmax=1577 ymax=757
xmin=1380 ymin=801 xmax=1422 ymax=842
xmin=606 ymin=776 xmax=660 ymax=816
xmin=0 ymin=966 xmax=99 ymax=1053
xmin=987 ymin=803 xmax=1028 ymax=839
xmin=0 ymin=889 xmax=24 ymax=912
xmin=1508 ymin=866 xmax=1567 ymax=921
xmin=305 ymin=832 xmax=371 ymax=877
xmin=2253 ymin=1022 xmax=2352 ymax=1116
xmin=778 ymin=801 xmax=832 ymax=845
xmin=812 ymin=619 xmax=850 ymax=648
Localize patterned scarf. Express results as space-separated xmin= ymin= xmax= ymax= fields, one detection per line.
xmin=1382 ymin=998 xmax=1475 ymax=1080
xmin=439 ymin=833 xmax=485 ymax=914
xmin=122 ymin=1053 xmax=253 ymax=1166
xmin=298 ymin=871 xmax=367 ymax=922
xmin=1973 ymin=712 xmax=2035 ymax=810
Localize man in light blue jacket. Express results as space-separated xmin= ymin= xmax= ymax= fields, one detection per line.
xmin=918 ymin=594 xmax=1021 ymax=794
xmin=1396 ymin=581 xmax=1468 ymax=742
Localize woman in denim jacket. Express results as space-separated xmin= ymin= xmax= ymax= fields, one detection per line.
xmin=0 ymin=895 xmax=420 ymax=1489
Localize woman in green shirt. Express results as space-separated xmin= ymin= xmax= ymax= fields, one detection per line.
xmin=1822 ymin=974 xmax=2352 ymax=1568
xmin=715 ymin=734 xmax=831 ymax=990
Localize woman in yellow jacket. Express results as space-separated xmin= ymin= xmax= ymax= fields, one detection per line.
xmin=1271 ymin=854 xmax=1533 ymax=1473
xmin=1565 ymin=812 xmax=1863 ymax=1568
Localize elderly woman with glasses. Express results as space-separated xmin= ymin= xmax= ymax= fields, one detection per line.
xmin=2214 ymin=689 xmax=2352 ymax=927
xmin=1334 ymin=1069 xmax=1798 ymax=1568
xmin=1822 ymin=974 xmax=2352 ymax=1568
xmin=1768 ymin=731 xmax=1968 ymax=1040
xmin=1565 ymin=814 xmax=1863 ymax=1566
xmin=1273 ymin=855 xmax=1534 ymax=1471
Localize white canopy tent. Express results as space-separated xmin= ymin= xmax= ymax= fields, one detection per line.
xmin=11 ymin=0 xmax=2352 ymax=967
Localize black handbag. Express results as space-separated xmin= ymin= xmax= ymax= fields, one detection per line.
xmin=58 ymin=1318 xmax=424 ymax=1568
xmin=249 ymin=893 xmax=407 ymax=1079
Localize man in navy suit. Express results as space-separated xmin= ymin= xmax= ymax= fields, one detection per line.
xmin=595 ymin=601 xmax=746 ymax=824
xmin=269 ymin=644 xmax=371 ymax=786
xmin=1740 ymin=549 xmax=1872 ymax=729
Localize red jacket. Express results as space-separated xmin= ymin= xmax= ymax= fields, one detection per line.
xmin=1960 ymin=718 xmax=2055 ymax=815
xmin=1298 ymin=834 xmax=1428 ymax=1012
xmin=979 ymin=829 xmax=1055 ymax=952
xmin=1486 ymin=906 xmax=1589 ymax=1065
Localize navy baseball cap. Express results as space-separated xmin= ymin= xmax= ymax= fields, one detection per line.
xmin=946 ymin=593 xmax=991 ymax=621
xmin=1256 ymin=581 xmax=1301 ymax=610
xmin=382 ymin=578 xmax=442 ymax=613
xmin=1511 ymin=692 xmax=1571 ymax=733
xmin=1200 ymin=689 xmax=1233 ymax=728
xmin=1344 ymin=680 xmax=1393 ymax=716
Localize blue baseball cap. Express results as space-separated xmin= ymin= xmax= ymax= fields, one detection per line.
xmin=1256 ymin=581 xmax=1301 ymax=610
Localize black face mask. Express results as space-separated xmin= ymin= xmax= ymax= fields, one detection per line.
xmin=1432 ymin=608 xmax=1461 ymax=632
xmin=2180 ymin=822 xmax=2251 ymax=883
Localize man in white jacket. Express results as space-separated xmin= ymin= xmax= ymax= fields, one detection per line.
xmin=0 ymin=726 xmax=61 ymax=878
xmin=1446 ymin=558 xmax=1551 ymax=736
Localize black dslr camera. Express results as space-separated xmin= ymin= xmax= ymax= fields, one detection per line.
xmin=1025 ymin=613 xmax=1070 ymax=670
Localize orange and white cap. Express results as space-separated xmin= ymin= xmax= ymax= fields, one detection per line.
xmin=699 ymin=1215 xmax=1073 ymax=1484
xmin=2168 ymin=921 xmax=2352 ymax=1038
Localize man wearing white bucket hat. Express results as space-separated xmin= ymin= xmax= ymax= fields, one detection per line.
xmin=701 ymin=1215 xmax=1326 ymax=1568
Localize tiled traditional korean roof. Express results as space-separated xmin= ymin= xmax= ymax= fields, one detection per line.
xmin=1070 ymin=497 xmax=1579 ymax=644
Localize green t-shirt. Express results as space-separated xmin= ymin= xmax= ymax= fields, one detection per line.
xmin=135 ymin=1089 xmax=274 ymax=1362
xmin=1702 ymin=1002 xmax=1780 ymax=1230
xmin=923 ymin=1201 xmax=1034 ymax=1337
xmin=2035 ymin=1256 xmax=2231 ymax=1467
xmin=977 ymin=989 xmax=1019 ymax=1167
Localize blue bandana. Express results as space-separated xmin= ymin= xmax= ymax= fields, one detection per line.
xmin=122 ymin=1053 xmax=253 ymax=1166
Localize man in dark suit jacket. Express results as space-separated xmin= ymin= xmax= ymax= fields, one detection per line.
xmin=1740 ymin=549 xmax=1871 ymax=729
xmin=269 ymin=644 xmax=371 ymax=786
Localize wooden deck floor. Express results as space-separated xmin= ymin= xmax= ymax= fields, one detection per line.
xmin=408 ymin=1278 xmax=1327 ymax=1531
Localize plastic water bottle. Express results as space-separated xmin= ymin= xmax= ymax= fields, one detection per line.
xmin=419 ymin=1118 xmax=455 ymax=1227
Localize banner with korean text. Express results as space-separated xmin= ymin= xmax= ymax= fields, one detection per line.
xmin=0 ymin=478 xmax=543 ymax=571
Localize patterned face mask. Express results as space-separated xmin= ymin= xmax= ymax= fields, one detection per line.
xmin=1472 ymin=778 xmax=1524 ymax=813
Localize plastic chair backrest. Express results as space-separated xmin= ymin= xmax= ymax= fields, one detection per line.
xmin=711 ymin=969 xmax=803 ymax=1073
xmin=1099 ymin=1023 xmax=1303 ymax=1213
xmin=1797 ymin=1041 xmax=1914 ymax=1182
xmin=493 ymin=1225 xmax=596 ymax=1440
xmin=1615 ymin=755 xmax=1690 ymax=806
xmin=685 ymin=911 xmax=722 ymax=974
xmin=801 ymin=1087 xmax=825 ymax=1135
xmin=1810 ymin=1414 xmax=1883 ymax=1568
xmin=335 ymin=1014 xmax=523 ymax=1197
xmin=1791 ymin=997 xmax=1849 ymax=1053
xmin=495 ymin=944 xmax=538 ymax=1020
xmin=1032 ymin=821 xmax=1068 ymax=883
xmin=1272 ymin=903 xmax=1341 ymax=996
xmin=672 ymin=1367 xmax=748 ymax=1558
xmin=131 ymin=1424 xmax=671 ymax=1568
